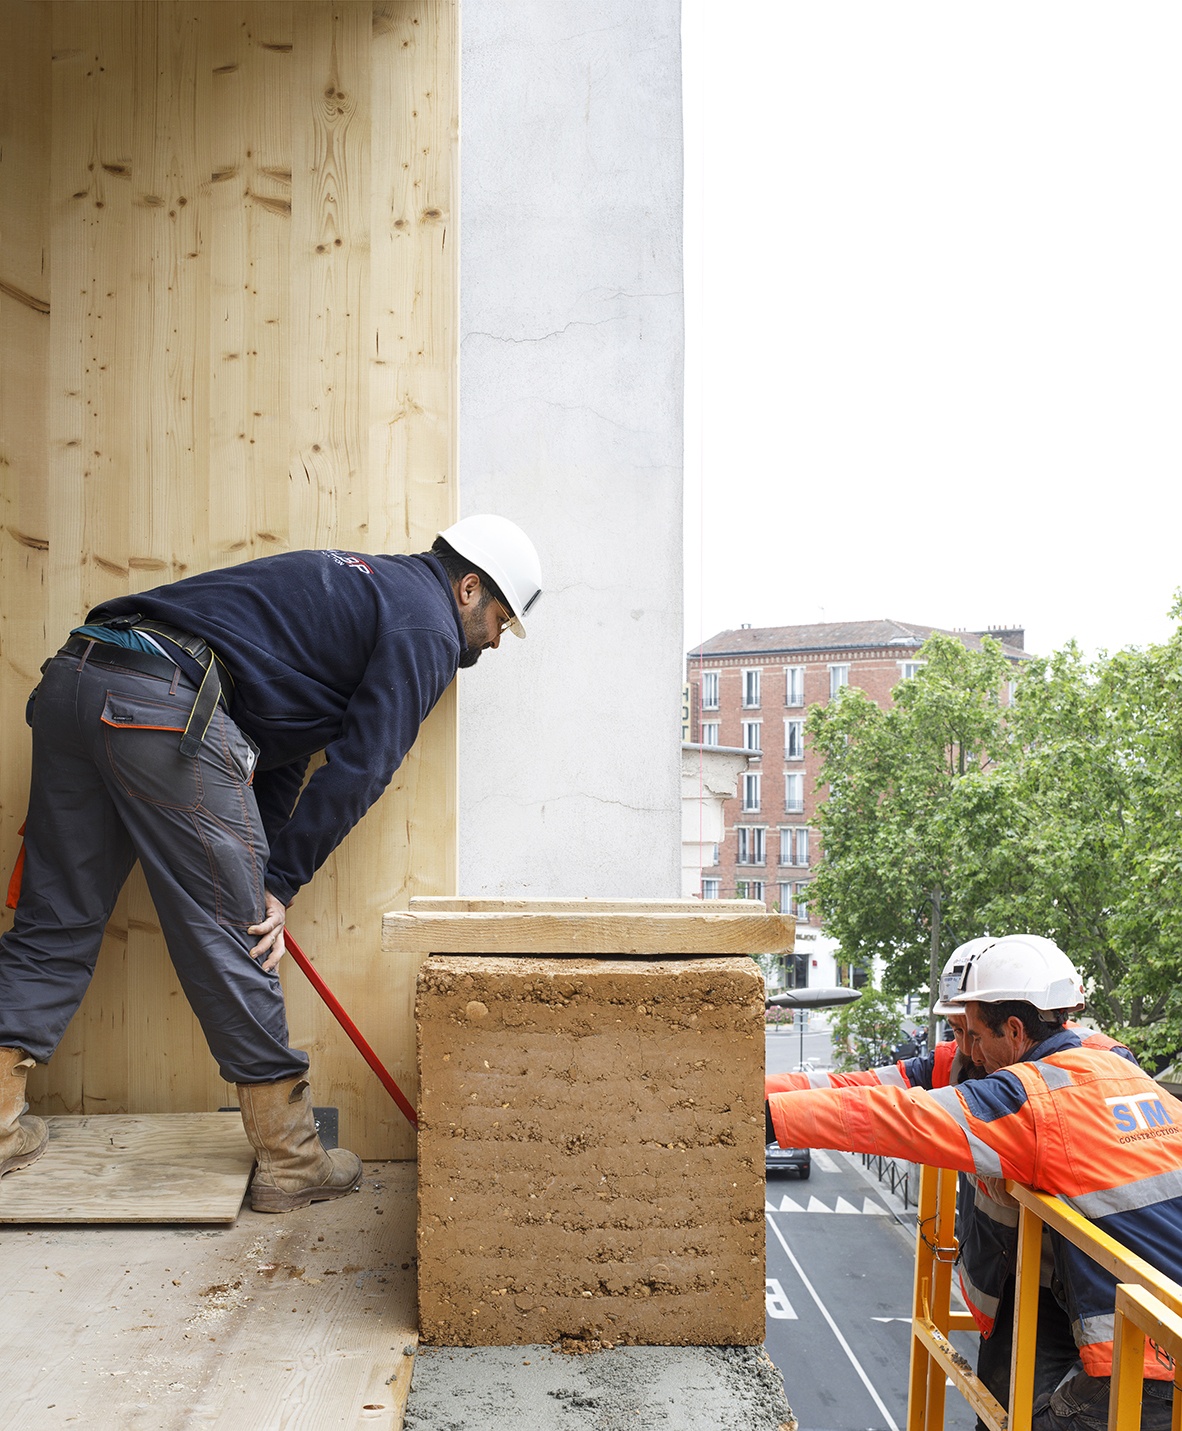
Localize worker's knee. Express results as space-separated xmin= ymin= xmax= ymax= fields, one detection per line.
xmin=1033 ymin=1370 xmax=1174 ymax=1431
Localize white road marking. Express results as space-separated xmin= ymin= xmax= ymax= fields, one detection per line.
xmin=766 ymin=1193 xmax=891 ymax=1215
xmin=871 ymin=1317 xmax=913 ymax=1323
xmin=811 ymin=1149 xmax=841 ymax=1173
xmin=766 ymin=1278 xmax=799 ymax=1320
xmin=766 ymin=1213 xmax=902 ymax=1431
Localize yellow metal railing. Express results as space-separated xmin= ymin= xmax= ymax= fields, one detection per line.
xmin=907 ymin=1164 xmax=1182 ymax=1431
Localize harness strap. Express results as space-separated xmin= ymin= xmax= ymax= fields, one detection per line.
xmin=91 ymin=614 xmax=235 ymax=758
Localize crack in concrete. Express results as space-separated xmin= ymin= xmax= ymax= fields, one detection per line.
xmin=462 ymin=316 xmax=626 ymax=347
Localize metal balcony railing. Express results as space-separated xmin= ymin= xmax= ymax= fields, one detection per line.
xmin=907 ymin=1164 xmax=1182 ymax=1431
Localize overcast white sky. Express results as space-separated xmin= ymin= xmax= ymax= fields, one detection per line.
xmin=682 ymin=3 xmax=1182 ymax=661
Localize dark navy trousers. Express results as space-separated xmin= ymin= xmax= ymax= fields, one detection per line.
xmin=0 ymin=649 xmax=308 ymax=1084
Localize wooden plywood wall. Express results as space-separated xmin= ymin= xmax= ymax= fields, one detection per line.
xmin=0 ymin=0 xmax=457 ymax=1157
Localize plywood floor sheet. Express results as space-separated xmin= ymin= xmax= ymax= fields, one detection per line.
xmin=0 ymin=1161 xmax=417 ymax=1431
xmin=0 ymin=1114 xmax=254 ymax=1224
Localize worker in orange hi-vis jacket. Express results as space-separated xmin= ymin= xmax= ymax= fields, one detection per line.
xmin=766 ymin=940 xmax=1072 ymax=1429
xmin=767 ymin=935 xmax=1176 ymax=1431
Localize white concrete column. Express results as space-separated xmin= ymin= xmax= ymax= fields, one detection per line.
xmin=457 ymin=0 xmax=684 ymax=895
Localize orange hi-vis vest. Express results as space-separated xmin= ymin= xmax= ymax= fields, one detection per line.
xmin=768 ymin=1032 xmax=1180 ymax=1378
xmin=766 ymin=1038 xmax=958 ymax=1097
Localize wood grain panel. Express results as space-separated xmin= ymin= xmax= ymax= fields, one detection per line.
xmin=3 ymin=1 xmax=459 ymax=1155
xmin=0 ymin=1113 xmax=254 ymax=1223
xmin=384 ymin=910 xmax=798 ymax=956
xmin=3 ymin=1160 xmax=417 ymax=1425
xmin=0 ymin=3 xmax=51 ymax=975
xmin=410 ymin=897 xmax=762 ymax=912
xmin=207 ymin=1 xmax=294 ymax=564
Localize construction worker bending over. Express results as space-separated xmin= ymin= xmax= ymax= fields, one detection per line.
xmin=0 ymin=516 xmax=542 ymax=1213
xmin=767 ymin=935 xmax=1178 ymax=1431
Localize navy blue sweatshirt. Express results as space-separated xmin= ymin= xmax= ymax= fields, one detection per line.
xmin=91 ymin=550 xmax=465 ymax=905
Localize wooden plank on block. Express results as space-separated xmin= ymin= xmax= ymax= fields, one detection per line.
xmin=409 ymin=897 xmax=761 ymax=912
xmin=0 ymin=1113 xmax=254 ymax=1223
xmin=383 ymin=909 xmax=796 ymax=955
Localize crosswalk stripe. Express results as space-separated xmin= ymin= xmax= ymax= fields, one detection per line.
xmin=765 ymin=1194 xmax=894 ymax=1216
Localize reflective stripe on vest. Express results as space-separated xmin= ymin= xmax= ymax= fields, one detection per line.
xmin=928 ymin=1085 xmax=1005 ymax=1177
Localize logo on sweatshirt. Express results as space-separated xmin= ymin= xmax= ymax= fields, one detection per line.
xmin=325 ymin=551 xmax=374 ymax=576
xmin=1106 ymin=1092 xmax=1176 ymax=1141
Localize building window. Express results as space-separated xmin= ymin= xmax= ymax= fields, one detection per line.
xmin=700 ymin=671 xmax=719 ymax=710
xmin=736 ymin=879 xmax=765 ymax=903
xmin=701 ymin=877 xmax=720 ymax=899
xmin=784 ymin=718 xmax=804 ymax=760
xmin=742 ymin=772 xmax=761 ymax=812
xmin=710 ymin=843 xmax=720 ymax=865
xmin=701 ymin=722 xmax=720 ymax=747
xmin=784 ymin=772 xmax=804 ymax=813
xmin=736 ymin=826 xmax=766 ymax=866
xmin=901 ymin=661 xmax=925 ymax=680
xmin=742 ymin=720 xmax=761 ymax=753
xmin=793 ymin=881 xmax=811 ymax=921
xmin=1007 ymin=680 xmax=1017 ymax=706
xmin=785 ymin=666 xmax=804 ymax=707
xmin=780 ymin=826 xmax=809 ymax=867
xmin=742 ymin=668 xmax=761 ymax=709
xmin=829 ymin=664 xmax=849 ymax=699
xmin=778 ymin=881 xmax=792 ymax=914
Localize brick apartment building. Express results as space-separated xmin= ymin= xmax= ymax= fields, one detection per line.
xmin=684 ymin=619 xmax=1027 ymax=986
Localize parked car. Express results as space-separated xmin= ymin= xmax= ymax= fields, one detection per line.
xmin=765 ymin=1140 xmax=810 ymax=1179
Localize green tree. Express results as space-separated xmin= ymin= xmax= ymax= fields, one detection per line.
xmin=964 ymin=611 xmax=1182 ymax=1064
xmin=828 ymin=987 xmax=904 ymax=1072
xmin=808 ymin=603 xmax=1182 ymax=1068
xmin=808 ymin=633 xmax=1013 ymax=1041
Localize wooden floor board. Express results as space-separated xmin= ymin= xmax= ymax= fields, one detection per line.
xmin=0 ymin=1114 xmax=254 ymax=1224
xmin=1 ymin=1161 xmax=417 ymax=1430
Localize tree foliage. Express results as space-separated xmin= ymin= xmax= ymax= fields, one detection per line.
xmin=809 ymin=605 xmax=1182 ymax=1066
xmin=808 ymin=633 xmax=1013 ymax=1031
xmin=828 ymin=988 xmax=905 ymax=1072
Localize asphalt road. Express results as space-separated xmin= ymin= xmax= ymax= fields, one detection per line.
xmin=765 ymin=1026 xmax=978 ymax=1431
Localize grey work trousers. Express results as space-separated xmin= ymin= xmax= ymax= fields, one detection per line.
xmin=0 ymin=649 xmax=308 ymax=1085
xmin=975 ymin=1281 xmax=1082 ymax=1431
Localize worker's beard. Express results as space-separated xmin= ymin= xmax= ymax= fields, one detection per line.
xmin=457 ymin=595 xmax=492 ymax=667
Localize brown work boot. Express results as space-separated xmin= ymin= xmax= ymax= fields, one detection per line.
xmin=0 ymin=1046 xmax=49 ymax=1177
xmin=236 ymin=1074 xmax=363 ymax=1213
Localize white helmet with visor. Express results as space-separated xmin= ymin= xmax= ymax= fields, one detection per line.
xmin=942 ymin=934 xmax=1086 ymax=1016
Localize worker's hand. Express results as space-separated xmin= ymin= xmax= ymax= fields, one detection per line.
xmin=248 ymin=890 xmax=288 ymax=973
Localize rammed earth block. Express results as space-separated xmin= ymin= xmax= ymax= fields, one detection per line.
xmin=416 ymin=955 xmax=765 ymax=1346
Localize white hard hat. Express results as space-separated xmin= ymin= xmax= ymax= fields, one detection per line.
xmin=944 ymin=934 xmax=1086 ymax=1015
xmin=932 ymin=938 xmax=995 ymax=1015
xmin=438 ymin=515 xmax=542 ymax=638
